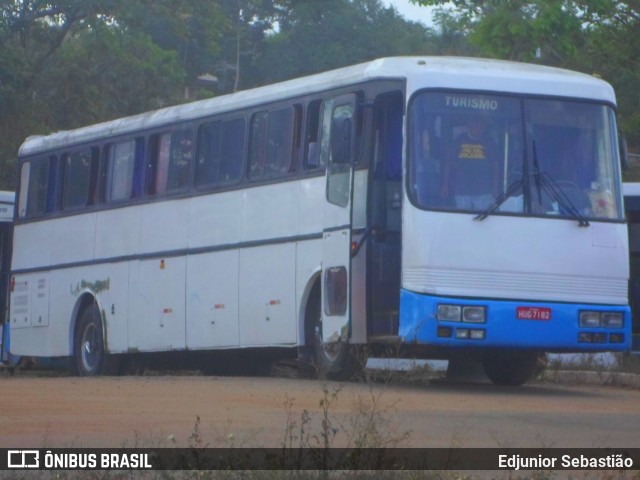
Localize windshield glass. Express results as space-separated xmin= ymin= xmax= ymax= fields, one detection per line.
xmin=408 ymin=91 xmax=624 ymax=221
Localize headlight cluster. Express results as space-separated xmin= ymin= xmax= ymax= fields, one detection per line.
xmin=579 ymin=311 xmax=624 ymax=329
xmin=437 ymin=304 xmax=486 ymax=323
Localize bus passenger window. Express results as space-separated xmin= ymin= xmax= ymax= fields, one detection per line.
xmin=61 ymin=148 xmax=98 ymax=210
xmin=219 ymin=118 xmax=245 ymax=183
xmin=249 ymin=108 xmax=294 ymax=179
xmin=304 ymin=100 xmax=322 ymax=170
xmin=147 ymin=129 xmax=193 ymax=195
xmin=19 ymin=156 xmax=55 ymax=218
xmin=104 ymin=139 xmax=139 ymax=202
xmin=196 ymin=118 xmax=245 ymax=187
xmin=248 ymin=112 xmax=268 ymax=179
xmin=196 ymin=121 xmax=222 ymax=186
xmin=265 ymin=107 xmax=294 ymax=176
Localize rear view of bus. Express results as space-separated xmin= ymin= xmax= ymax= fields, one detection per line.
xmin=402 ymin=59 xmax=629 ymax=384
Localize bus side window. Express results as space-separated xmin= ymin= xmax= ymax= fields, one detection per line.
xmin=248 ymin=111 xmax=268 ymax=179
xmin=166 ymin=129 xmax=193 ymax=192
xmin=18 ymin=162 xmax=30 ymax=218
xmin=264 ymin=107 xmax=294 ymax=177
xmin=61 ymin=148 xmax=99 ymax=211
xmin=219 ymin=118 xmax=245 ymax=183
xmin=18 ymin=157 xmax=55 ymax=218
xmin=249 ymin=107 xmax=296 ymax=180
xmin=198 ymin=118 xmax=247 ymax=187
xmin=147 ymin=129 xmax=193 ymax=195
xmin=304 ymin=100 xmax=323 ymax=170
xmin=103 ymin=139 xmax=139 ymax=202
xmin=196 ymin=121 xmax=222 ymax=186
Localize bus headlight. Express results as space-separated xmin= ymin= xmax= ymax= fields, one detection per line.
xmin=601 ymin=312 xmax=623 ymax=328
xmin=437 ymin=304 xmax=461 ymax=322
xmin=437 ymin=304 xmax=487 ymax=323
xmin=579 ymin=311 xmax=601 ymax=328
xmin=579 ymin=311 xmax=624 ymax=328
xmin=462 ymin=306 xmax=486 ymax=323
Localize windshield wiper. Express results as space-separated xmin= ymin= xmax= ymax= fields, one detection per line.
xmin=475 ymin=179 xmax=523 ymax=221
xmin=476 ymin=140 xmax=590 ymax=227
xmin=531 ymin=141 xmax=590 ymax=227
xmin=536 ymin=171 xmax=590 ymax=227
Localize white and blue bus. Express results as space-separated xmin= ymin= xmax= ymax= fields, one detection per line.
xmin=9 ymin=57 xmax=630 ymax=384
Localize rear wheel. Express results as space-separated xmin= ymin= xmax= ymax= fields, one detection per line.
xmin=483 ymin=351 xmax=543 ymax=386
xmin=74 ymin=304 xmax=115 ymax=376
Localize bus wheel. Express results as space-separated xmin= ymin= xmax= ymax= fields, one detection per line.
xmin=74 ymin=304 xmax=109 ymax=376
xmin=311 ymin=296 xmax=358 ymax=381
xmin=483 ymin=351 xmax=542 ymax=386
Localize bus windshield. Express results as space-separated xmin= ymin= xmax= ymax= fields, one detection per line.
xmin=409 ymin=91 xmax=624 ymax=221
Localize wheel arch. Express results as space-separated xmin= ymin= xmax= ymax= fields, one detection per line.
xmin=69 ymin=292 xmax=107 ymax=356
xmin=298 ymin=269 xmax=322 ymax=347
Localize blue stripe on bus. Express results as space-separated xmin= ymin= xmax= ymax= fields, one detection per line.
xmin=399 ymin=289 xmax=631 ymax=351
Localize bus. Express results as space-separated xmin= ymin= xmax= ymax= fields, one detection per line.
xmin=623 ymin=182 xmax=640 ymax=351
xmin=9 ymin=57 xmax=630 ymax=385
xmin=0 ymin=191 xmax=15 ymax=365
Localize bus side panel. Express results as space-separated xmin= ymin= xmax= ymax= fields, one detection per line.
xmin=51 ymin=213 xmax=96 ymax=265
xmin=188 ymin=191 xmax=243 ymax=249
xmin=239 ymin=181 xmax=299 ymax=347
xmin=128 ymin=257 xmax=186 ymax=352
xmin=12 ymin=221 xmax=53 ymax=271
xmin=139 ymin=198 xmax=189 ymax=254
xmin=186 ymin=250 xmax=240 ymax=349
xmin=297 ymin=177 xmax=324 ymax=237
xmin=239 ymin=243 xmax=297 ymax=346
xmin=9 ymin=272 xmax=50 ymax=355
xmin=95 ymin=206 xmax=142 ymax=259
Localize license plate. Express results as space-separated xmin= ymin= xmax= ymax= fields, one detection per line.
xmin=516 ymin=306 xmax=552 ymax=321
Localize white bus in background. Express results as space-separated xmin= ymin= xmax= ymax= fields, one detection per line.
xmin=10 ymin=57 xmax=630 ymax=385
xmin=0 ymin=191 xmax=15 ymax=365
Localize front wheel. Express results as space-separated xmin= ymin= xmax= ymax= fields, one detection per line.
xmin=74 ymin=304 xmax=115 ymax=376
xmin=483 ymin=351 xmax=544 ymax=386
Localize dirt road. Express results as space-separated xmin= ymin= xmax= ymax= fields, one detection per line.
xmin=1 ymin=374 xmax=639 ymax=449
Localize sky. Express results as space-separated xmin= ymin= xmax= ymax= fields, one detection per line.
xmin=381 ymin=0 xmax=436 ymax=27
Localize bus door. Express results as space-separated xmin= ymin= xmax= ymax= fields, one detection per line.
xmin=322 ymin=94 xmax=357 ymax=345
xmin=368 ymin=92 xmax=403 ymax=338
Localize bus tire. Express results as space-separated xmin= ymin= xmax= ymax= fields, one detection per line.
xmin=482 ymin=351 xmax=542 ymax=386
xmin=73 ymin=304 xmax=116 ymax=376
xmin=310 ymin=291 xmax=358 ymax=381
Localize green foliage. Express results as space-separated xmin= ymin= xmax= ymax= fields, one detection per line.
xmin=2 ymin=0 xmax=640 ymax=189
xmin=256 ymin=0 xmax=436 ymax=84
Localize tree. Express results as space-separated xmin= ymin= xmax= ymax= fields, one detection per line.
xmin=411 ymin=0 xmax=640 ymax=148
xmin=0 ymin=0 xmax=225 ymax=188
xmin=411 ymin=0 xmax=585 ymax=63
xmin=256 ymin=0 xmax=438 ymax=84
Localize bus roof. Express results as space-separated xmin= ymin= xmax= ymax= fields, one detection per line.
xmin=19 ymin=56 xmax=616 ymax=157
